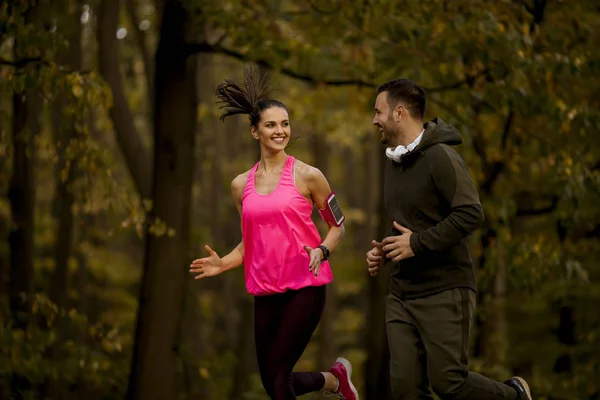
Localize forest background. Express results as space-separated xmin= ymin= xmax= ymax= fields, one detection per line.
xmin=1 ymin=0 xmax=599 ymax=399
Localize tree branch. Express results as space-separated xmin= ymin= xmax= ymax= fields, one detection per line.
xmin=97 ymin=0 xmax=152 ymax=199
xmin=213 ymin=31 xmax=228 ymax=46
xmin=186 ymin=41 xmax=476 ymax=93
xmin=515 ymin=195 xmax=559 ymax=217
xmin=524 ymin=0 xmax=547 ymax=32
xmin=475 ymin=103 xmax=514 ymax=194
xmin=481 ymin=161 xmax=505 ymax=195
xmin=186 ymin=41 xmax=376 ymax=87
xmin=521 ymin=0 xmax=534 ymax=14
xmin=584 ymin=225 xmax=600 ymax=238
xmin=125 ymin=0 xmax=154 ymax=102
xmin=0 ymin=56 xmax=43 ymax=68
xmin=501 ymin=103 xmax=514 ymax=150
xmin=0 ymin=57 xmax=94 ymax=76
xmin=305 ymin=0 xmax=341 ymax=14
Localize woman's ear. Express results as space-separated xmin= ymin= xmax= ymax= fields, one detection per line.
xmin=250 ymin=125 xmax=259 ymax=140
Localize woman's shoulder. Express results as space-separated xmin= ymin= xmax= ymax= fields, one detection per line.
xmin=293 ymin=158 xmax=325 ymax=183
xmin=231 ymin=168 xmax=253 ymax=197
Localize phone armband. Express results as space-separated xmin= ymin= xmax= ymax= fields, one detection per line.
xmin=318 ymin=192 xmax=345 ymax=227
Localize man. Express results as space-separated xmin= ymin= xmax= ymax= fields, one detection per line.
xmin=366 ymin=78 xmax=533 ymax=400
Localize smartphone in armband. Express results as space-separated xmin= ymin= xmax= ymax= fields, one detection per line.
xmin=318 ymin=192 xmax=345 ymax=227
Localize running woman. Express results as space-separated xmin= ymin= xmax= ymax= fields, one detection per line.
xmin=190 ymin=66 xmax=359 ymax=400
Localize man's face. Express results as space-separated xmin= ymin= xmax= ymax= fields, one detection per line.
xmin=373 ymin=92 xmax=399 ymax=146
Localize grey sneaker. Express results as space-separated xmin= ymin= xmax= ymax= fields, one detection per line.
xmin=504 ymin=377 xmax=532 ymax=400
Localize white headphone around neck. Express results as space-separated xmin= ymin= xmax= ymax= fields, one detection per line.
xmin=385 ymin=141 xmax=419 ymax=163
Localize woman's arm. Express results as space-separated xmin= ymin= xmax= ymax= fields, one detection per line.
xmin=220 ymin=172 xmax=248 ymax=270
xmin=190 ymin=172 xmax=247 ymax=279
xmin=304 ymin=166 xmax=346 ymax=256
xmin=219 ymin=241 xmax=244 ymax=271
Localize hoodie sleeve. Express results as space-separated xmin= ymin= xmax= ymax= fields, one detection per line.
xmin=410 ymin=145 xmax=484 ymax=254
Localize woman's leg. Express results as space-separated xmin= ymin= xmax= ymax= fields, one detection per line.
xmin=254 ymin=285 xmax=329 ymax=399
xmin=254 ymin=292 xmax=284 ymax=399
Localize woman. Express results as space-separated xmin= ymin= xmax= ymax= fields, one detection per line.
xmin=189 ymin=67 xmax=359 ymax=400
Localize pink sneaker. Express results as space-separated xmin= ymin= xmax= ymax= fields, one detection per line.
xmin=325 ymin=357 xmax=359 ymax=400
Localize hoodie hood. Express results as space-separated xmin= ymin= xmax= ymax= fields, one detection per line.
xmin=416 ymin=117 xmax=462 ymax=151
xmin=390 ymin=118 xmax=462 ymax=166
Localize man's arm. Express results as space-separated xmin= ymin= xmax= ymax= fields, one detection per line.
xmin=409 ymin=145 xmax=485 ymax=254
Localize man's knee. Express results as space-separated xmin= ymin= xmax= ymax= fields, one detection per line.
xmin=430 ymin=370 xmax=467 ymax=399
xmin=390 ymin=369 xmax=419 ymax=400
xmin=390 ymin=385 xmax=420 ymax=400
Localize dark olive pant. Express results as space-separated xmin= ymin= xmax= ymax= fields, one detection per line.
xmin=386 ymin=288 xmax=518 ymax=400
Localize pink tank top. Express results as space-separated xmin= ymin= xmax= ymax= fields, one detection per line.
xmin=241 ymin=156 xmax=333 ymax=296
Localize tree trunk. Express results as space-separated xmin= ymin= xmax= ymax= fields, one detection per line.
xmin=50 ymin=0 xmax=82 ymax=309
xmin=8 ymin=76 xmax=37 ymax=400
xmin=553 ymin=220 xmax=576 ymax=375
xmin=0 ymin=127 xmax=9 ymax=308
xmin=357 ymin=139 xmax=370 ymax=250
xmin=311 ymin=131 xmax=337 ymax=370
xmin=472 ymin=205 xmax=496 ymax=361
xmin=9 ymin=5 xmax=42 ymax=396
xmin=228 ymin=108 xmax=255 ymax=399
xmin=8 ymin=22 xmax=40 ymax=333
xmin=125 ymin=0 xmax=154 ymax=102
xmin=481 ymin=234 xmax=508 ymax=373
xmin=229 ymin=295 xmax=255 ymax=400
xmin=97 ymin=0 xmax=152 ymax=200
xmin=469 ymin=99 xmax=501 ymax=364
xmin=126 ymin=1 xmax=197 ymax=399
xmin=204 ymin=58 xmax=239 ymax=347
xmin=364 ymin=146 xmax=392 ymax=400
xmin=40 ymin=7 xmax=84 ymax=398
xmin=343 ymin=144 xmax=365 ymax=252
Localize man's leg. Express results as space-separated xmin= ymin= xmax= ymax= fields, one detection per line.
xmin=386 ymin=292 xmax=434 ymax=400
xmin=407 ymin=288 xmax=518 ymax=400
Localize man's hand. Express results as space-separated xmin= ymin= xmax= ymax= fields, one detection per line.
xmin=382 ymin=221 xmax=415 ymax=262
xmin=366 ymin=240 xmax=384 ymax=276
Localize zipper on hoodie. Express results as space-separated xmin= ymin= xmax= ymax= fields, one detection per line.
xmin=395 ymin=162 xmax=403 ymax=219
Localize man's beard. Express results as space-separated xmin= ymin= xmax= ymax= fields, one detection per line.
xmin=380 ymin=125 xmax=398 ymax=146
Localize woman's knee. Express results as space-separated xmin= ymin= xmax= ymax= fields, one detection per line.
xmin=261 ymin=369 xmax=293 ymax=399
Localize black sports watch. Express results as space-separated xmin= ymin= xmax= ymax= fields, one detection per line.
xmin=317 ymin=245 xmax=330 ymax=261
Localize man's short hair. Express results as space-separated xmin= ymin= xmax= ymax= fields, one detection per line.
xmin=377 ymin=79 xmax=426 ymax=120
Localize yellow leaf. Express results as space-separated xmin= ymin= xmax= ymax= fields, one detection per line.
xmin=199 ymin=367 xmax=210 ymax=379
xmin=72 ymin=82 xmax=83 ymax=98
xmin=565 ymin=157 xmax=573 ymax=167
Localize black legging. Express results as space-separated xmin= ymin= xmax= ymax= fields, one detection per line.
xmin=254 ymin=285 xmax=327 ymax=399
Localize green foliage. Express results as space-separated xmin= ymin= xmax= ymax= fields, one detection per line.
xmin=0 ymin=293 xmax=129 ymax=399
xmin=1 ymin=0 xmax=599 ymax=399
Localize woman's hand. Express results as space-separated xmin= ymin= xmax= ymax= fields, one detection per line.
xmin=303 ymin=245 xmax=324 ymax=276
xmin=190 ymin=245 xmax=224 ymax=279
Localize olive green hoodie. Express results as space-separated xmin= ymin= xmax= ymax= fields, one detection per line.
xmin=383 ymin=117 xmax=484 ymax=299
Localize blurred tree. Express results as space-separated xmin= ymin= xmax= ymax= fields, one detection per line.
xmin=7 ymin=2 xmax=43 ymax=396
xmin=126 ymin=0 xmax=198 ymax=399
xmin=1 ymin=0 xmax=599 ymax=399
